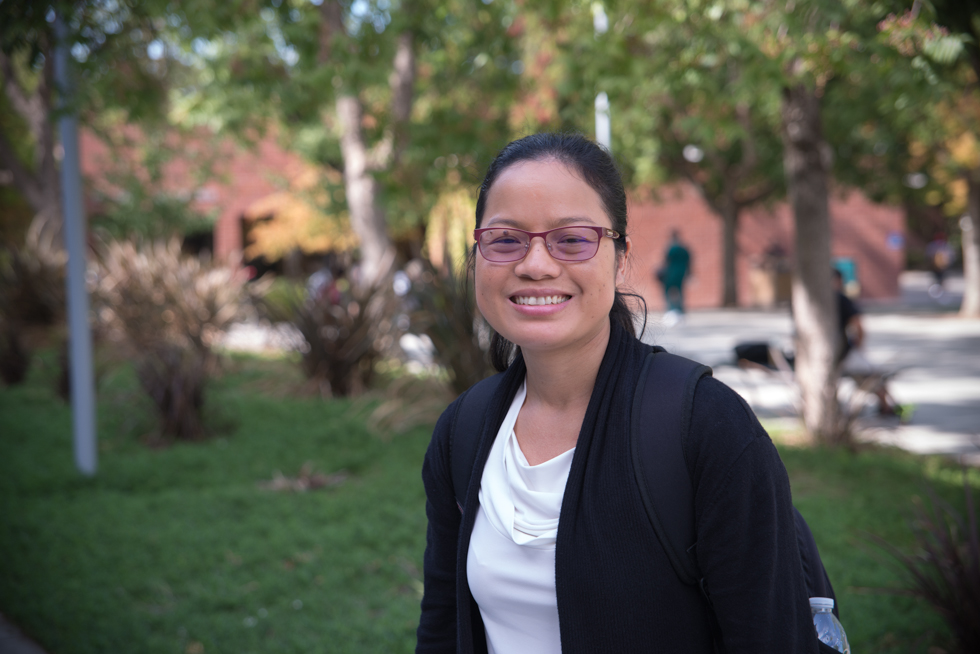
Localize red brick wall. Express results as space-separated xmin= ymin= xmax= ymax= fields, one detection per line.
xmin=79 ymin=128 xmax=307 ymax=264
xmin=80 ymin=130 xmax=905 ymax=306
xmin=624 ymin=182 xmax=905 ymax=311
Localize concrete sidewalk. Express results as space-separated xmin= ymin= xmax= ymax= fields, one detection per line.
xmin=0 ymin=614 xmax=45 ymax=654
xmin=642 ymin=272 xmax=980 ymax=464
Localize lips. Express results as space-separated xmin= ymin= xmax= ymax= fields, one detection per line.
xmin=511 ymin=295 xmax=571 ymax=306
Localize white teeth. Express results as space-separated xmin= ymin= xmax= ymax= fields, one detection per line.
xmin=514 ymin=295 xmax=570 ymax=306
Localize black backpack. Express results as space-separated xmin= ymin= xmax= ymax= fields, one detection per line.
xmin=448 ymin=348 xmax=839 ymax=649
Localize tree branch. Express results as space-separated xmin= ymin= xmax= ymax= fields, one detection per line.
xmin=318 ymin=1 xmax=346 ymax=65
xmin=734 ymin=101 xmax=758 ymax=181
xmin=0 ymin=50 xmax=47 ymax=161
xmin=37 ymin=46 xmax=57 ymax=191
xmin=366 ymin=30 xmax=415 ymax=172
xmin=678 ymin=163 xmax=724 ymax=218
xmin=735 ymin=182 xmax=776 ymax=209
xmin=389 ymin=31 xmax=414 ymax=125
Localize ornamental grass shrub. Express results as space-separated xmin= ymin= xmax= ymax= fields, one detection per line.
xmin=409 ymin=257 xmax=492 ymax=396
xmin=257 ymin=275 xmax=403 ymax=397
xmin=873 ymin=474 xmax=980 ymax=653
xmin=92 ymin=238 xmax=247 ymax=441
xmin=0 ymin=227 xmax=66 ymax=386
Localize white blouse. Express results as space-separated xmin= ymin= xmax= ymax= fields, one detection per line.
xmin=467 ymin=381 xmax=575 ymax=654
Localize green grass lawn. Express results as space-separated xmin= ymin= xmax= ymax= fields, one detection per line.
xmin=0 ymin=350 xmax=974 ymax=653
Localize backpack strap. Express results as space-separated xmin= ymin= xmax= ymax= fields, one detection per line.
xmin=449 ymin=373 xmax=504 ymax=510
xmin=630 ymin=349 xmax=713 ymax=586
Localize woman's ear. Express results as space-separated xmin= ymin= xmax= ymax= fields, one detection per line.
xmin=616 ymin=236 xmax=632 ymax=286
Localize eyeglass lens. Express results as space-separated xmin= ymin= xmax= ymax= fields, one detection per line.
xmin=478 ymin=227 xmax=601 ymax=262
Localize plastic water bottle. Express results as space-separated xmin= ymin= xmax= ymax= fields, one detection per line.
xmin=810 ymin=597 xmax=850 ymax=653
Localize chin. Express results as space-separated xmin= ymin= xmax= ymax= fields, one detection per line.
xmin=505 ymin=322 xmax=609 ymax=356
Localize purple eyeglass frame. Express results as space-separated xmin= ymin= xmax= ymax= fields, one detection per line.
xmin=473 ymin=225 xmax=621 ymax=263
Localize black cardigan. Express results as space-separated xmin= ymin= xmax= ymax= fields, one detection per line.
xmin=416 ymin=323 xmax=818 ymax=653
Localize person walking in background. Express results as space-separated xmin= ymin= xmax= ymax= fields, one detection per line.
xmin=657 ymin=230 xmax=691 ymax=325
xmin=925 ymin=233 xmax=955 ymax=299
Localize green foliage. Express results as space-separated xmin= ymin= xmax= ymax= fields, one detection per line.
xmin=167 ymin=0 xmax=520 ymax=237
xmin=0 ymin=186 xmax=34 ymax=247
xmin=84 ymin=122 xmax=222 ymax=241
xmin=575 ymin=0 xmax=786 ymax=192
xmin=1 ymin=0 xmax=188 ymax=127
xmin=89 ymin=174 xmax=215 ymax=241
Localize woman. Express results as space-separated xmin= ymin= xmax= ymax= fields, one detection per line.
xmin=416 ymin=133 xmax=818 ymax=653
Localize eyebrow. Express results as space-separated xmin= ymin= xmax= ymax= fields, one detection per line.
xmin=483 ymin=216 xmax=599 ymax=228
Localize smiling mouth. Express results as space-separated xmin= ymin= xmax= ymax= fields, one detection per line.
xmin=512 ymin=295 xmax=571 ymax=306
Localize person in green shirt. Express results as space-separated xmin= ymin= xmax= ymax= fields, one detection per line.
xmin=658 ymin=230 xmax=691 ymax=320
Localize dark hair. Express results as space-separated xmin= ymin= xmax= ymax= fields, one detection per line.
xmin=472 ymin=132 xmax=646 ymax=372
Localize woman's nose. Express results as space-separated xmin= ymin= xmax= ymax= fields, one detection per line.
xmin=516 ymin=236 xmax=560 ymax=276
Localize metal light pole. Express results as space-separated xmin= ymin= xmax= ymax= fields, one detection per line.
xmin=593 ymin=4 xmax=611 ymax=151
xmin=595 ymin=92 xmax=611 ymax=151
xmin=54 ymin=15 xmax=97 ymax=476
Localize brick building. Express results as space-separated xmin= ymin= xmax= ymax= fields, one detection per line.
xmin=80 ymin=130 xmax=905 ymax=309
xmin=625 ymin=182 xmax=905 ymax=311
xmin=79 ymin=128 xmax=309 ymax=264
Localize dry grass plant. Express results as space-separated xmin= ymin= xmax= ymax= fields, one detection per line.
xmin=257 ymin=462 xmax=349 ymax=492
xmin=349 ymin=373 xmax=455 ymax=438
xmin=0 ymin=225 xmax=66 ymax=385
xmin=92 ymin=238 xmax=247 ymax=441
xmin=410 ymin=256 xmax=492 ymax=396
xmin=256 ymin=275 xmax=403 ymax=398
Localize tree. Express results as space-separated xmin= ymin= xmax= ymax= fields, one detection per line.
xmin=572 ymin=2 xmax=785 ymax=307
xmin=170 ymin=0 xmax=520 ymax=286
xmin=572 ymin=0 xmax=933 ymax=443
xmin=318 ymin=1 xmax=412 ymax=285
xmin=0 ymin=4 xmax=61 ymax=242
xmin=0 ymin=1 xmax=176 ymax=243
xmin=740 ymin=0 xmax=950 ymax=442
xmin=918 ymin=0 xmax=980 ymax=317
xmin=845 ymin=4 xmax=977 ymax=317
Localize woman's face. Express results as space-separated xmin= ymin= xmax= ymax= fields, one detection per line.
xmin=475 ymin=159 xmax=630 ymax=359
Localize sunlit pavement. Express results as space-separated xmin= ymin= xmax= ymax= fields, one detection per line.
xmin=641 ymin=272 xmax=980 ymax=465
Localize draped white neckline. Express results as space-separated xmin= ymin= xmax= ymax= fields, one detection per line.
xmin=478 ymin=380 xmax=576 ymax=549
xmin=468 ymin=379 xmax=574 ymax=654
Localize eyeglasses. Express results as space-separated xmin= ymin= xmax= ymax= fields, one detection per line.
xmin=473 ymin=225 xmax=621 ymax=263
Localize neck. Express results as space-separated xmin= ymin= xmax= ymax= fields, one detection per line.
xmin=521 ymin=321 xmax=612 ymax=410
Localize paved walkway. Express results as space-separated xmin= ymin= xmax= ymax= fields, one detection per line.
xmin=642 ymin=272 xmax=980 ymax=464
xmin=0 ymin=615 xmax=45 ymax=654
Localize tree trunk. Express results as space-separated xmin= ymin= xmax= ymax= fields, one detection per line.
xmin=318 ymin=2 xmax=408 ymax=289
xmin=336 ymin=94 xmax=395 ymax=287
xmin=0 ymin=45 xmax=63 ymax=243
xmin=961 ymin=172 xmax=980 ymax=317
xmin=781 ymin=84 xmax=841 ymax=444
xmin=720 ymin=197 xmax=739 ymax=307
